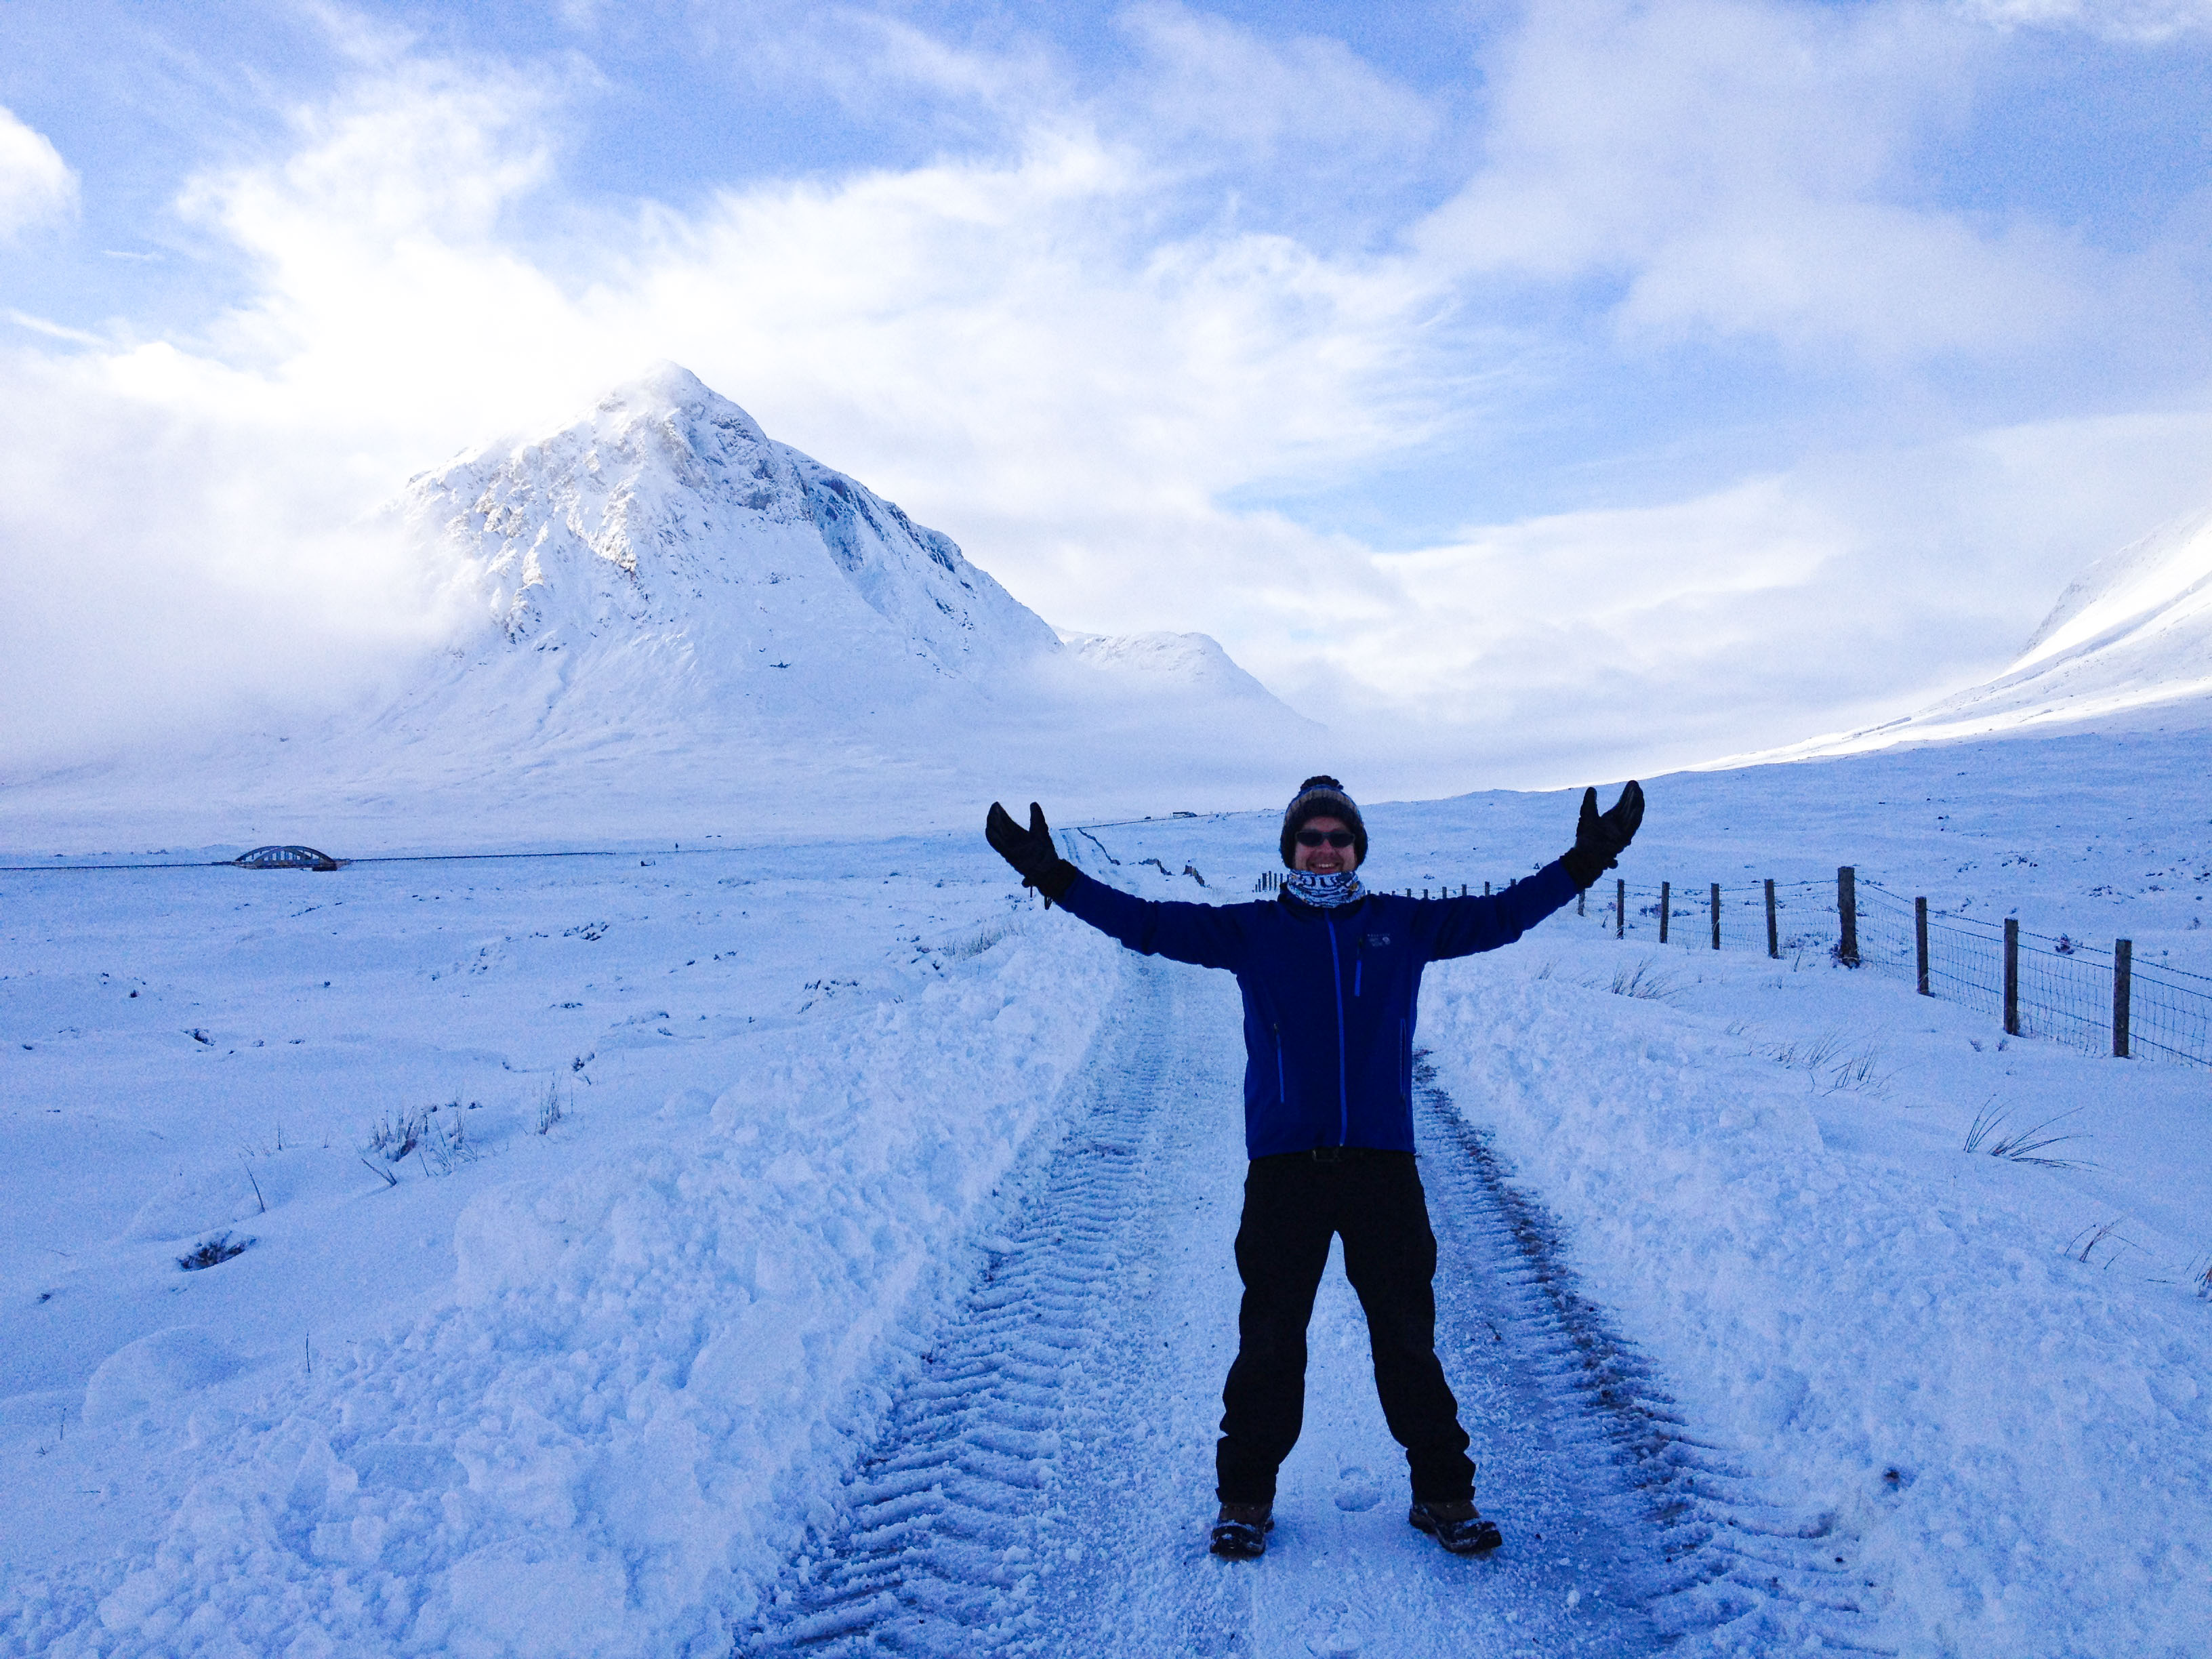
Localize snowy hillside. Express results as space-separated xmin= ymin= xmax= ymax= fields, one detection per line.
xmin=0 ymin=369 xmax=1324 ymax=854
xmin=1729 ymin=504 xmax=2212 ymax=762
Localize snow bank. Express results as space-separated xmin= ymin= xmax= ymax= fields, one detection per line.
xmin=1420 ymin=951 xmax=2212 ymax=1658
xmin=3 ymin=907 xmax=1121 ymax=1658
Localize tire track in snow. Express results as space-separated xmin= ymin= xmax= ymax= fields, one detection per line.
xmin=738 ymin=954 xmax=1246 ymax=1656
xmin=1414 ymin=1054 xmax=1896 ymax=1655
xmin=740 ymin=952 xmax=1881 ymax=1657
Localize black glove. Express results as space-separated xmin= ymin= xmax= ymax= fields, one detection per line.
xmin=985 ymin=800 xmax=1079 ymax=903
xmin=1560 ymin=780 xmax=1644 ymax=890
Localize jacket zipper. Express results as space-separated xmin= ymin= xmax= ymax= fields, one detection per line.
xmin=1353 ymin=956 xmax=1362 ymax=998
xmin=1273 ymin=1022 xmax=1287 ymax=1104
xmin=1326 ymin=916 xmax=1349 ymax=1147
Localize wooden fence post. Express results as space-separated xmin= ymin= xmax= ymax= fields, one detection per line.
xmin=1915 ymin=897 xmax=1929 ymax=996
xmin=1658 ymin=881 xmax=1671 ymax=945
xmin=1616 ymin=878 xmax=1625 ymax=939
xmin=1765 ymin=878 xmax=1778 ymax=958
xmin=1710 ymin=882 xmax=1721 ymax=950
xmin=2114 ymin=939 xmax=2132 ymax=1059
xmin=2003 ymin=918 xmax=2020 ymax=1036
xmin=1837 ymin=867 xmax=1859 ymax=966
xmin=1577 ymin=887 xmax=1584 ymax=916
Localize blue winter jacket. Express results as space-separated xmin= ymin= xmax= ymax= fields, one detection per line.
xmin=1054 ymin=861 xmax=1579 ymax=1158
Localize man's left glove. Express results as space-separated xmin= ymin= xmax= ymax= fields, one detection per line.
xmin=1559 ymin=780 xmax=1644 ymax=890
xmin=985 ymin=800 xmax=1080 ymax=904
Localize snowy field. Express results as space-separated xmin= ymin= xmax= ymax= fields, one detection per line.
xmin=3 ymin=715 xmax=2209 ymax=1656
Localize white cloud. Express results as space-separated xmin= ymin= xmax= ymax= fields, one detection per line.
xmin=0 ymin=348 xmax=460 ymax=771
xmin=0 ymin=105 xmax=77 ymax=238
xmin=1292 ymin=405 xmax=2212 ymax=790
xmin=1115 ymin=1 xmax=1439 ymax=167
xmin=1415 ymin=0 xmax=2105 ymax=363
xmin=4 ymin=9 xmax=2210 ymax=790
xmin=1957 ymin=0 xmax=2212 ymax=40
xmin=129 ymin=60 xmax=1450 ymax=562
xmin=0 ymin=52 xmax=1450 ymax=771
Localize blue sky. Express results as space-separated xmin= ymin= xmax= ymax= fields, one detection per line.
xmin=5 ymin=1 xmax=2212 ymax=785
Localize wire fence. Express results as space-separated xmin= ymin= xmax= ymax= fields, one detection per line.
xmin=1559 ymin=868 xmax=2212 ymax=1071
xmin=1101 ymin=828 xmax=2211 ymax=1070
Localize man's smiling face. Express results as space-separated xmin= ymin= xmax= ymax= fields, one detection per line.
xmin=1292 ymin=815 xmax=1358 ymax=874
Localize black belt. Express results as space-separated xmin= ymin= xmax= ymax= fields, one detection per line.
xmin=1255 ymin=1146 xmax=1414 ymax=1166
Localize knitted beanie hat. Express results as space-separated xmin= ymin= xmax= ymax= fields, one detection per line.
xmin=1279 ymin=775 xmax=1368 ymax=869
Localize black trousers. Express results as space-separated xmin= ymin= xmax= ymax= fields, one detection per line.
xmin=1215 ymin=1151 xmax=1475 ymax=1506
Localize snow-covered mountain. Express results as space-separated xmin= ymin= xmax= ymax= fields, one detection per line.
xmin=0 ymin=367 xmax=1325 ymax=849
xmin=1718 ymin=504 xmax=2212 ymax=764
xmin=364 ymin=365 xmax=1319 ymax=811
xmin=1991 ymin=506 xmax=2212 ymax=712
xmin=402 ymin=363 xmax=1059 ymax=693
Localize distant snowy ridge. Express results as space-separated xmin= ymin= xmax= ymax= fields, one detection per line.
xmin=1052 ymin=627 xmax=1316 ymax=718
xmin=1713 ymin=503 xmax=2212 ymax=765
xmin=2011 ymin=504 xmax=2212 ymax=677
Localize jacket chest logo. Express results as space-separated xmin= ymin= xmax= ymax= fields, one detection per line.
xmin=1365 ymin=934 xmax=1391 ymax=947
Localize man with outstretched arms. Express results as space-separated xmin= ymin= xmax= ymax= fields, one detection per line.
xmin=984 ymin=775 xmax=1644 ymax=1561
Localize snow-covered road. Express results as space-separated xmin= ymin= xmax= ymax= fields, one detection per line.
xmin=747 ymin=954 xmax=1733 ymax=1658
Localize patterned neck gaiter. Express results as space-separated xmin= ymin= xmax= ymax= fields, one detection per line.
xmin=1284 ymin=869 xmax=1366 ymax=909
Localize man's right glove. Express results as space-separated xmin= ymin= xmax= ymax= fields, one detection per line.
xmin=1559 ymin=779 xmax=1644 ymax=890
xmin=985 ymin=800 xmax=1080 ymax=904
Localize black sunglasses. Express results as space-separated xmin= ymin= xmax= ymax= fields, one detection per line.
xmin=1296 ymin=830 xmax=1355 ymax=848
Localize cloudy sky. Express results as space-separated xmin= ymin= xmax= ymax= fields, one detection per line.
xmin=4 ymin=0 xmax=2212 ymax=790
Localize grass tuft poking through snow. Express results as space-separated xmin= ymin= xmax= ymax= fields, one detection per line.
xmin=2067 ymin=1219 xmax=2132 ymax=1267
xmin=1962 ymin=1099 xmax=2091 ymax=1168
xmin=363 ymin=1107 xmax=428 ymax=1162
xmin=1603 ymin=958 xmax=1687 ymax=1001
xmin=536 ymin=1077 xmax=567 ymax=1135
xmin=1763 ymin=1031 xmax=1893 ymax=1097
xmin=363 ymin=1103 xmax=479 ymax=1174
xmin=417 ymin=1108 xmax=478 ymax=1175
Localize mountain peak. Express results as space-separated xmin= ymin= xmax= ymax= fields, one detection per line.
xmin=593 ymin=361 xmax=765 ymax=442
xmin=396 ymin=367 xmax=1057 ymax=680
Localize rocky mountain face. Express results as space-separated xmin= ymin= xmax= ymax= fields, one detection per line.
xmin=397 ymin=363 xmax=1061 ymax=704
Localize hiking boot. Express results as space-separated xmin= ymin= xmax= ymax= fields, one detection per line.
xmin=1408 ymin=1498 xmax=1502 ymax=1556
xmin=1210 ymin=1502 xmax=1274 ymax=1559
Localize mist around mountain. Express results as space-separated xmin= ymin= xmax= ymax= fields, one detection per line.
xmin=1715 ymin=499 xmax=2212 ymax=767
xmin=0 ymin=367 xmax=1326 ymax=853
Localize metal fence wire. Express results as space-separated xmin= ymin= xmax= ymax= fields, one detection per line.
xmin=1225 ymin=858 xmax=2212 ymax=1068
xmin=1589 ymin=878 xmax=1834 ymax=956
xmin=1565 ymin=870 xmax=2212 ymax=1070
xmin=2130 ymin=962 xmax=2212 ymax=1067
